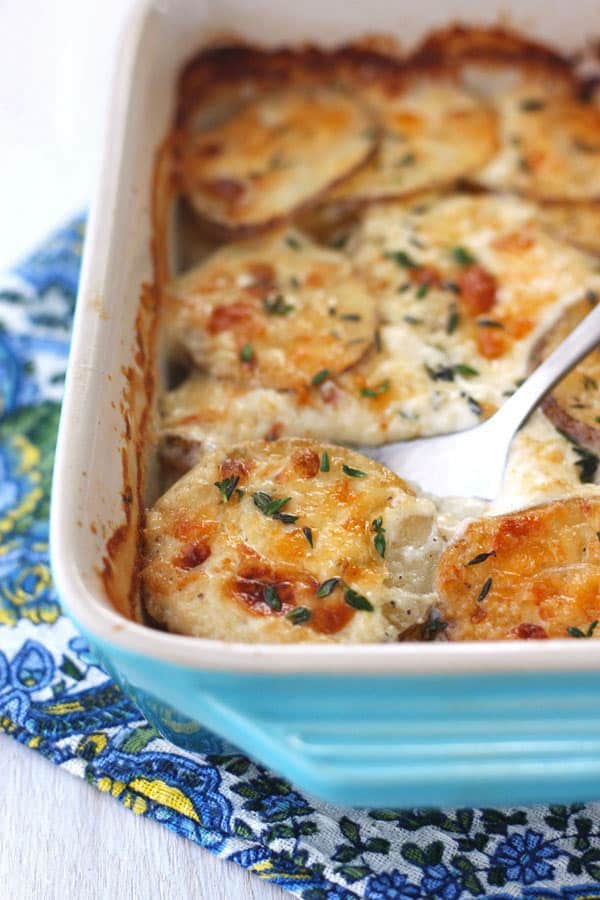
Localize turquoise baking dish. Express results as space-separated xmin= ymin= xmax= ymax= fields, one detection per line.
xmin=50 ymin=0 xmax=600 ymax=809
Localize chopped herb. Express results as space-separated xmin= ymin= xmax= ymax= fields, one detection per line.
xmin=263 ymin=294 xmax=295 ymax=315
xmin=423 ymin=613 xmax=448 ymax=641
xmin=452 ymin=246 xmax=476 ymax=266
xmin=344 ymin=586 xmax=374 ymax=612
xmin=477 ymin=319 xmax=504 ymax=328
xmin=447 ymin=305 xmax=460 ymax=335
xmin=320 ymin=451 xmax=330 ymax=472
xmin=235 ymin=488 xmax=245 ymax=499
xmin=595 ymin=416 xmax=600 ymax=423
xmin=375 ymin=329 xmax=383 ymax=353
xmin=567 ymin=620 xmax=598 ymax=638
xmin=372 ymin=517 xmax=386 ymax=558
xmin=573 ymin=445 xmax=599 ymax=483
xmin=443 ymin=281 xmax=461 ymax=294
xmin=340 ymin=313 xmax=362 ymax=321
xmin=597 ymin=531 xmax=600 ymax=541
xmin=240 ymin=343 xmax=254 ymax=363
xmin=583 ymin=374 xmax=598 ymax=390
xmin=453 ymin=363 xmax=480 ymax=378
xmin=312 ymin=368 xmax=331 ymax=386
xmin=361 ymin=380 xmax=390 ymax=398
xmin=263 ymin=584 xmax=282 ymax=611
xmin=416 ymin=283 xmax=429 ymax=299
xmin=342 ymin=464 xmax=367 ymax=478
xmin=467 ymin=395 xmax=482 ymax=417
xmin=214 ymin=475 xmax=240 ymax=502
xmin=425 ymin=364 xmax=455 ymax=382
xmin=477 ymin=576 xmax=493 ymax=603
xmin=253 ymin=491 xmax=297 ymax=523
xmin=467 ymin=550 xmax=497 ymax=566
xmin=316 ymin=577 xmax=340 ymax=598
xmin=303 ymin=526 xmax=314 ymax=547
xmin=520 ymin=98 xmax=545 ymax=111
xmin=285 ymin=234 xmax=301 ymax=250
xmin=398 ymin=152 xmax=416 ymax=166
xmin=384 ymin=249 xmax=419 ymax=268
xmin=287 ymin=607 xmax=311 ymax=625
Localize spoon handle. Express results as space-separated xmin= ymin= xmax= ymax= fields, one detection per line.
xmin=491 ymin=300 xmax=600 ymax=437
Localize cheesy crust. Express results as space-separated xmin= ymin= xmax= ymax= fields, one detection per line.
xmin=143 ymin=440 xmax=441 ymax=642
xmin=176 ymin=85 xmax=377 ymax=232
xmin=165 ymin=228 xmax=376 ymax=390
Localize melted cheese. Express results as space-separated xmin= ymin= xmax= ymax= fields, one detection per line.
xmin=143 ymin=439 xmax=441 ymax=642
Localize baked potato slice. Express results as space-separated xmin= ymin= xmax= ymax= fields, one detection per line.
xmin=143 ymin=439 xmax=441 ymax=642
xmin=176 ymin=85 xmax=377 ymax=233
xmin=536 ymin=201 xmax=600 ymax=255
xmin=164 ymin=228 xmax=376 ymax=390
xmin=436 ymin=495 xmax=600 ymax=640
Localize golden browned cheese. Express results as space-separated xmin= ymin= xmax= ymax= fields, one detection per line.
xmin=531 ymin=295 xmax=600 ymax=452
xmin=164 ymin=228 xmax=376 ymax=390
xmin=327 ymin=77 xmax=497 ymax=204
xmin=436 ymin=496 xmax=600 ymax=640
xmin=536 ymin=202 xmax=600 ymax=255
xmin=176 ymin=85 xmax=377 ymax=232
xmin=143 ymin=439 xmax=442 ymax=642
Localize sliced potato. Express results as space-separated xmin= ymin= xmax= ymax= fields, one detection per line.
xmin=531 ymin=295 xmax=600 ymax=452
xmin=436 ymin=495 xmax=600 ymax=640
xmin=176 ymin=85 xmax=377 ymax=232
xmin=164 ymin=228 xmax=376 ymax=390
xmin=327 ymin=78 xmax=497 ymax=204
xmin=536 ymin=201 xmax=600 ymax=255
xmin=143 ymin=439 xmax=441 ymax=642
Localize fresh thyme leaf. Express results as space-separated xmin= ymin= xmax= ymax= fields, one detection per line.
xmin=342 ymin=464 xmax=367 ymax=478
xmin=447 ymin=305 xmax=459 ymax=334
xmin=240 ymin=343 xmax=254 ymax=362
xmin=287 ymin=607 xmax=311 ymax=625
xmin=344 ymin=586 xmax=374 ymax=612
xmin=416 ymin=283 xmax=429 ymax=299
xmin=425 ymin=364 xmax=455 ymax=382
xmin=453 ymin=363 xmax=479 ymax=378
xmin=477 ymin=319 xmax=504 ymax=328
xmin=274 ymin=512 xmax=298 ymax=524
xmin=253 ymin=492 xmax=294 ymax=521
xmin=567 ymin=620 xmax=598 ymax=638
xmin=316 ymin=577 xmax=340 ymax=598
xmin=214 ymin=475 xmax=240 ymax=502
xmin=384 ymin=249 xmax=419 ymax=268
xmin=263 ymin=584 xmax=282 ymax=611
xmin=285 ymin=234 xmax=301 ymax=250
xmin=423 ymin=613 xmax=448 ymax=641
xmin=467 ymin=395 xmax=482 ymax=417
xmin=520 ymin=98 xmax=545 ymax=111
xmin=467 ymin=550 xmax=496 ymax=566
xmin=372 ymin=516 xmax=386 ymax=558
xmin=573 ymin=445 xmax=599 ymax=483
xmin=361 ymin=380 xmax=390 ymax=398
xmin=477 ymin=576 xmax=493 ymax=603
xmin=264 ymin=497 xmax=292 ymax=516
xmin=452 ymin=246 xmax=476 ymax=266
xmin=312 ymin=368 xmax=331 ymax=386
xmin=320 ymin=451 xmax=330 ymax=472
xmin=303 ymin=526 xmax=313 ymax=547
xmin=263 ymin=294 xmax=295 ymax=315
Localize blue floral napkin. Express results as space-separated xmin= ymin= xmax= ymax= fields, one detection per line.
xmin=2 ymin=220 xmax=600 ymax=900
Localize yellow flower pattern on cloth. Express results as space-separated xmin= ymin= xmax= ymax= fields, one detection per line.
xmin=3 ymin=219 xmax=600 ymax=900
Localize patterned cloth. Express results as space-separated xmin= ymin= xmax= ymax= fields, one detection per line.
xmin=3 ymin=220 xmax=600 ymax=900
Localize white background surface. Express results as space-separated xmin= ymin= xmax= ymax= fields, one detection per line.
xmin=0 ymin=3 xmax=284 ymax=897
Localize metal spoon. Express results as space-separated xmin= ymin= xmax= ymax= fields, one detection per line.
xmin=360 ymin=302 xmax=600 ymax=499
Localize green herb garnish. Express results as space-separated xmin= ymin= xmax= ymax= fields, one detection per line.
xmin=340 ymin=313 xmax=362 ymax=321
xmin=452 ymin=245 xmax=476 ymax=266
xmin=320 ymin=451 xmax=330 ymax=472
xmin=214 ymin=475 xmax=240 ymax=502
xmin=312 ymin=368 xmax=331 ymax=386
xmin=447 ymin=305 xmax=459 ymax=335
xmin=372 ymin=517 xmax=386 ymax=558
xmin=361 ymin=380 xmax=390 ymax=398
xmin=477 ymin=577 xmax=493 ymax=603
xmin=567 ymin=620 xmax=598 ymax=638
xmin=453 ymin=363 xmax=480 ymax=378
xmin=263 ymin=294 xmax=295 ymax=316
xmin=375 ymin=329 xmax=383 ymax=353
xmin=467 ymin=550 xmax=497 ymax=566
xmin=253 ymin=491 xmax=298 ymax=523
xmin=240 ymin=343 xmax=254 ymax=362
xmin=384 ymin=249 xmax=419 ymax=269
xmin=423 ymin=614 xmax=448 ymax=641
xmin=287 ymin=607 xmax=311 ymax=625
xmin=316 ymin=577 xmax=340 ymax=598
xmin=477 ymin=319 xmax=503 ymax=328
xmin=263 ymin=584 xmax=282 ymax=611
xmin=467 ymin=395 xmax=482 ymax=417
xmin=344 ymin=586 xmax=374 ymax=612
xmin=303 ymin=526 xmax=314 ymax=547
xmin=342 ymin=464 xmax=367 ymax=478
xmin=416 ymin=283 xmax=429 ymax=299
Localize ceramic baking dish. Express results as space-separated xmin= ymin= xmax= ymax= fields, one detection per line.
xmin=51 ymin=0 xmax=600 ymax=808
